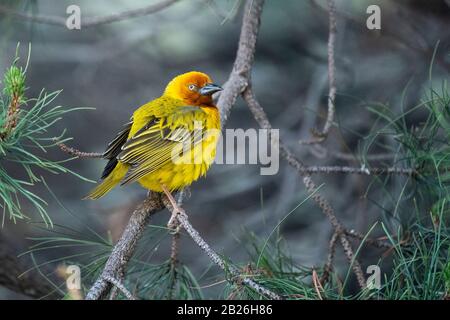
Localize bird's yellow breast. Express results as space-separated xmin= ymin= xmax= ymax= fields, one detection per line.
xmin=137 ymin=105 xmax=220 ymax=192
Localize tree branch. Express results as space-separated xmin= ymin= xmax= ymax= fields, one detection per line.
xmin=55 ymin=141 xmax=103 ymax=159
xmin=298 ymin=165 xmax=417 ymax=176
xmin=85 ymin=192 xmax=164 ymax=300
xmin=217 ymin=0 xmax=264 ymax=123
xmin=320 ymin=231 xmax=339 ymax=284
xmin=345 ymin=229 xmax=396 ymax=250
xmin=307 ymin=144 xmax=395 ymax=162
xmin=0 ymin=0 xmax=180 ymax=28
xmin=300 ymin=0 xmax=337 ymax=144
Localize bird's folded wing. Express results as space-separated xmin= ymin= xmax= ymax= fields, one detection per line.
xmin=118 ymin=107 xmax=207 ymax=185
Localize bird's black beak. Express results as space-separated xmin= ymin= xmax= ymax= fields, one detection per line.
xmin=199 ymin=83 xmax=223 ymax=96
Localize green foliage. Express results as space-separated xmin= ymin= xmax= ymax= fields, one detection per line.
xmin=363 ymin=77 xmax=450 ymax=217
xmin=375 ymin=209 xmax=449 ymax=300
xmin=444 ymin=260 xmax=450 ymax=296
xmin=0 ymin=47 xmax=91 ymax=226
xmin=357 ymin=76 xmax=450 ymax=299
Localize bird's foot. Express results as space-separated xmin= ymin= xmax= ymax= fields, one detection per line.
xmin=161 ymin=185 xmax=185 ymax=231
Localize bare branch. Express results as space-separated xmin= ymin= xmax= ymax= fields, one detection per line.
xmin=308 ymin=144 xmax=395 ymax=161
xmin=217 ymin=0 xmax=264 ymax=124
xmin=167 ymin=227 xmax=181 ymax=299
xmin=345 ymin=229 xmax=396 ymax=250
xmin=298 ymin=165 xmax=417 ymax=176
xmin=312 ymin=269 xmax=324 ymax=300
xmin=323 ymin=0 xmax=337 ymax=135
xmin=300 ymin=0 xmax=337 ymax=144
xmin=328 ymin=151 xmax=394 ymax=162
xmin=55 ymin=141 xmax=103 ymax=159
xmin=0 ymin=0 xmax=180 ymax=28
xmin=162 ymin=197 xmax=282 ymax=300
xmin=320 ymin=231 xmax=339 ymax=284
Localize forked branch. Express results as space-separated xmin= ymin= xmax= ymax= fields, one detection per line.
xmin=242 ymin=85 xmax=367 ymax=289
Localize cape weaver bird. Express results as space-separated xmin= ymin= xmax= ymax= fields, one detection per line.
xmin=85 ymin=71 xmax=222 ymax=208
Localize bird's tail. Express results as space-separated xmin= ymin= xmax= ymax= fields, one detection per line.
xmin=84 ymin=164 xmax=127 ymax=200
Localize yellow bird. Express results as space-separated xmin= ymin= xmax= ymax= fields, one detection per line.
xmin=85 ymin=71 xmax=222 ymax=200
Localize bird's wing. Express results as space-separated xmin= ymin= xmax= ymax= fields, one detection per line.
xmin=100 ymin=120 xmax=133 ymax=179
xmin=118 ymin=106 xmax=208 ymax=186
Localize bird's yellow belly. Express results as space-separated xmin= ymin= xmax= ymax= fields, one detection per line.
xmin=137 ymin=134 xmax=218 ymax=192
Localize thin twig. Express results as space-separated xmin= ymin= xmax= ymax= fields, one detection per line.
xmin=55 ymin=141 xmax=103 ymax=159
xmin=242 ymin=85 xmax=367 ymax=289
xmin=299 ymin=165 xmax=417 ymax=176
xmin=168 ymin=228 xmax=180 ymax=295
xmin=312 ymin=269 xmax=324 ymax=300
xmin=308 ymin=144 xmax=395 ymax=161
xmin=300 ymin=0 xmax=337 ymax=144
xmin=103 ymin=275 xmax=137 ymax=300
xmin=320 ymin=231 xmax=339 ymax=284
xmin=0 ymin=0 xmax=179 ymax=28
xmin=108 ymin=269 xmax=125 ymax=300
xmin=162 ymin=196 xmax=282 ymax=300
xmin=328 ymin=151 xmax=394 ymax=162
xmin=345 ymin=229 xmax=395 ymax=250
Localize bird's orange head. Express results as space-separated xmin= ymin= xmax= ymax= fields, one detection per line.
xmin=164 ymin=71 xmax=223 ymax=106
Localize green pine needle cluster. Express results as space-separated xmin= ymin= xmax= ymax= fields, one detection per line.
xmin=3 ymin=63 xmax=26 ymax=101
xmin=0 ymin=47 xmax=91 ymax=226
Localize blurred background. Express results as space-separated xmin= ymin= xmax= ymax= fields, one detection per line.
xmin=0 ymin=0 xmax=449 ymax=299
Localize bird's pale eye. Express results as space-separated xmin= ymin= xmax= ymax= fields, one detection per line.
xmin=188 ymin=84 xmax=198 ymax=91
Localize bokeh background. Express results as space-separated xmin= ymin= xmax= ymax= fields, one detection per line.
xmin=0 ymin=0 xmax=449 ymax=298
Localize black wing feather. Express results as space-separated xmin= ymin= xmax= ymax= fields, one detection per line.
xmin=100 ymin=121 xmax=132 ymax=179
xmin=103 ymin=121 xmax=133 ymax=159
